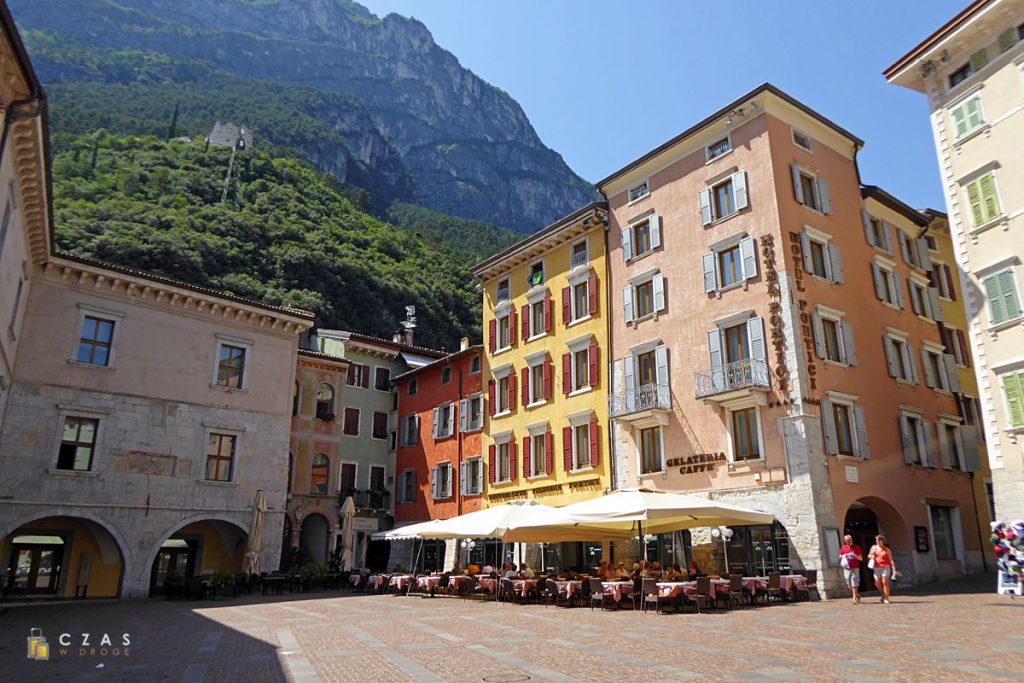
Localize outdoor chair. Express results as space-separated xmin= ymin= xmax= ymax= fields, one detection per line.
xmin=499 ymin=578 xmax=517 ymax=605
xmin=760 ymin=572 xmax=783 ymax=604
xmin=437 ymin=573 xmax=451 ymax=597
xmin=717 ymin=574 xmax=745 ymax=609
xmin=541 ymin=579 xmax=559 ymax=607
xmin=588 ymin=578 xmax=606 ymax=610
xmin=793 ymin=569 xmax=819 ymax=602
xmin=640 ymin=578 xmax=664 ymax=614
xmin=627 ymin=575 xmax=643 ymax=611
xmin=691 ymin=576 xmax=714 ymax=613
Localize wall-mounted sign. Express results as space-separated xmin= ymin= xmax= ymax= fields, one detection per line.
xmin=914 ymin=525 xmax=930 ymax=553
xmin=844 ymin=466 xmax=859 ymax=483
xmin=667 ymin=452 xmax=726 ymax=474
xmin=762 ymin=235 xmax=789 ymax=392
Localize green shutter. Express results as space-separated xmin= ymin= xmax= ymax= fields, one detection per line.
xmin=965 ymin=97 xmax=984 ymax=132
xmin=1003 ymin=372 xmax=1024 ymax=429
xmin=998 ymin=268 xmax=1021 ymax=320
xmin=979 ymin=173 xmax=1000 ymax=223
xmin=970 ymin=48 xmax=988 ymax=71
xmin=984 ymin=273 xmax=1008 ymax=324
xmin=965 ymin=179 xmax=985 ymax=227
xmin=951 ymin=104 xmax=969 ymax=138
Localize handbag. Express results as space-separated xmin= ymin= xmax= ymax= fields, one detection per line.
xmin=867 ymin=557 xmax=875 ymax=569
xmin=840 ymin=555 xmax=850 ymax=570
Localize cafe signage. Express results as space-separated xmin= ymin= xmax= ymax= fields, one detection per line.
xmin=667 ymin=452 xmax=726 ymax=474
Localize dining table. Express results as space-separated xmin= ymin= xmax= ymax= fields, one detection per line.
xmin=511 ymin=578 xmax=537 ymax=598
xmin=477 ymin=577 xmax=498 ymax=594
xmin=553 ymin=579 xmax=583 ymax=601
xmin=416 ymin=575 xmax=442 ymax=591
xmin=601 ymin=580 xmax=633 ymax=604
xmin=389 ymin=574 xmax=413 ymax=591
xmin=367 ymin=574 xmax=387 ymax=590
xmin=348 ymin=574 xmax=363 ymax=588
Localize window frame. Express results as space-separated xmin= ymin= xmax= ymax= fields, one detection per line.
xmin=432 ymin=461 xmax=453 ymax=500
xmin=727 ymin=402 xmax=764 ymax=463
xmin=963 ymin=170 xmax=1004 ymax=229
xmin=638 ymin=424 xmax=664 ymax=475
xmin=949 ymin=94 xmax=986 ymax=141
xmin=71 ymin=305 xmax=123 ymax=369
xmin=900 ymin=410 xmax=931 ymax=467
xmin=374 ymin=366 xmax=391 ymax=392
xmin=315 ymin=382 xmax=336 ymax=421
xmin=342 ymin=406 xmax=361 ymax=437
xmin=628 ymin=179 xmax=650 ymax=204
xmin=530 ymin=432 xmax=547 ymax=478
xmin=371 ymin=411 xmax=389 ymax=441
xmin=570 ymin=237 xmax=589 ymax=269
xmin=929 ymin=505 xmax=959 ymax=561
xmin=338 ymin=460 xmax=359 ymax=495
xmin=496 ymin=310 xmax=512 ymax=351
xmin=401 ymin=414 xmax=419 ymax=446
xmin=398 ymin=468 xmax=416 ymax=504
xmin=527 ymin=258 xmax=546 ymax=289
xmin=981 ymin=266 xmax=1022 ymax=327
xmin=496 ymin=276 xmax=511 ymax=303
xmin=212 ymin=336 xmax=251 ymax=391
xmin=434 ymin=401 xmax=455 ymax=440
xmin=572 ymin=421 xmax=591 ymax=472
xmin=469 ymin=355 xmax=481 ymax=374
xmin=204 ymin=431 xmax=238 ymax=483
xmin=310 ymin=453 xmax=331 ymax=495
xmin=441 ymin=366 xmax=452 ymax=385
xmin=497 ymin=439 xmax=512 ymax=483
xmin=874 ymin=259 xmax=902 ymax=308
xmin=463 ymin=456 xmax=484 ymax=495
xmin=55 ymin=414 xmax=101 ymax=472
xmin=791 ymin=128 xmax=813 ymax=152
xmin=705 ymin=133 xmax=732 ymax=162
xmin=408 ymin=377 xmax=418 ymax=396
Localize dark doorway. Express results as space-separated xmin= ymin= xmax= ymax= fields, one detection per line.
xmin=725 ymin=523 xmax=791 ymax=576
xmin=845 ymin=506 xmax=879 ymax=593
xmin=6 ymin=536 xmax=65 ymax=595
xmin=150 ymin=538 xmax=197 ymax=595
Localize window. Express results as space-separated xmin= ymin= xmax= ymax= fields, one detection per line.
xmin=699 ymin=172 xmax=748 ymax=225
xmin=639 ymin=426 xmax=663 ymax=474
xmin=339 ymin=462 xmax=357 ymax=494
xmin=398 ymin=469 xmax=415 ymax=503
xmin=933 ymin=263 xmax=956 ymax=300
xmin=1000 ymin=370 xmax=1024 ymax=429
xmin=441 ymin=367 xmax=452 ymax=384
xmin=497 ymin=312 xmax=512 ymax=350
xmin=623 ymin=272 xmax=665 ymax=323
xmin=899 ymin=413 xmax=932 ymax=467
xmin=822 ymin=318 xmax=840 ymax=362
xmin=833 ymin=403 xmax=854 ymax=456
xmin=530 ymin=299 xmax=545 ymax=338
xmin=310 ymin=454 xmax=329 ymax=494
xmin=964 ymin=172 xmax=1002 ymax=227
xmin=409 ymin=377 xmax=418 ymax=395
xmin=636 ymin=280 xmax=654 ymax=318
xmin=342 ymin=407 xmax=360 ymax=436
xmin=205 ymin=433 xmax=236 ymax=482
xmin=908 ymin=279 xmax=940 ymax=321
xmin=884 ymin=335 xmax=917 ymax=383
xmin=982 ymin=267 xmax=1021 ymax=325
xmin=401 ymin=414 xmax=419 ymax=446
xmin=930 ymin=506 xmax=957 ymax=560
xmin=372 ymin=411 xmax=388 ymax=440
xmin=872 ymin=262 xmax=903 ymax=308
xmin=460 ymin=395 xmax=484 ymax=432
xmin=628 ymin=180 xmax=650 ymax=203
xmin=573 ymin=423 xmax=590 ymax=470
xmin=791 ymin=165 xmax=831 ymax=214
xmin=938 ymin=422 xmax=965 ymax=471
xmin=347 ymin=363 xmax=369 ymax=388
xmin=921 ymin=345 xmax=958 ymax=393
xmin=730 ymin=407 xmax=761 ymax=461
xmin=703 ymin=236 xmax=757 ymax=292
xmin=528 ymin=261 xmax=544 ymax=288
xmin=571 ymin=239 xmax=588 ymax=269
xmin=723 ymin=323 xmax=750 ymax=363
xmin=431 ymin=462 xmax=453 ymax=500
xmin=216 ymin=344 xmax=246 ymax=388
xmin=792 ymin=129 xmax=813 ymax=152
xmin=636 ymin=349 xmax=657 ymax=386
xmin=374 ymin=367 xmax=390 ymax=391
xmin=942 ymin=325 xmax=970 ymax=368
xmin=897 ymin=231 xmax=931 ymax=271
xmin=705 ymin=135 xmax=732 ymax=161
xmin=948 ymin=63 xmax=971 ymax=88
xmin=812 ymin=310 xmax=857 ymax=366
xmin=565 ymin=274 xmax=597 ymax=323
xmin=76 ymin=316 xmax=115 ymax=366
xmin=389 ymin=430 xmax=397 ymax=451
xmin=574 ymin=348 xmax=589 ymax=391
xmin=463 ymin=457 xmax=484 ymax=495
xmin=573 ymin=282 xmax=588 ymax=322
xmin=950 ymin=96 xmax=985 ymax=139
xmin=496 ymin=277 xmax=510 ymax=303
xmin=432 ymin=402 xmax=455 ymax=439
xmin=57 ymin=417 xmax=98 ymax=471
xmin=497 ymin=375 xmax=510 ymax=413
xmin=470 ymin=355 xmax=481 ymax=374
xmin=529 ymin=363 xmax=545 ymax=404
xmin=800 ymin=232 xmax=843 ymax=282
xmin=532 ymin=433 xmax=547 ymax=477
xmin=622 ymin=214 xmax=661 ymax=260
xmin=821 ymin=396 xmax=869 ymax=458
xmin=316 ymin=383 xmax=335 ymax=420
xmin=497 ymin=440 xmax=511 ymax=482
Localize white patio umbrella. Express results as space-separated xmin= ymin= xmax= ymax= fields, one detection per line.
xmin=339 ymin=496 xmax=356 ymax=571
xmin=370 ymin=519 xmax=446 ymax=541
xmin=417 ymin=499 xmax=585 ymax=541
xmin=245 ymin=489 xmax=266 ymax=575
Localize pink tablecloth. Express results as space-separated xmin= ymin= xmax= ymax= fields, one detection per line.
xmin=368 ymin=574 xmax=386 ymax=589
xmin=601 ymin=581 xmax=632 ymax=603
xmin=512 ymin=579 xmax=537 ymax=598
xmin=417 ymin=575 xmax=441 ymax=590
xmin=478 ymin=577 xmax=497 ymax=593
xmin=349 ymin=575 xmax=362 ymax=587
xmin=389 ymin=574 xmax=413 ymax=590
xmin=554 ymin=580 xmax=582 ymax=599
xmin=779 ymin=575 xmax=806 ymax=592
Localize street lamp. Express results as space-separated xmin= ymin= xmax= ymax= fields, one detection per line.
xmin=710 ymin=526 xmax=734 ymax=573
xmin=459 ymin=539 xmax=476 ymax=565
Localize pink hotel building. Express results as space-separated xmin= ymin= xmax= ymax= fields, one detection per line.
xmin=599 ymin=84 xmax=986 ymax=594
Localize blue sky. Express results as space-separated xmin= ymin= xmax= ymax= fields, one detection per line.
xmin=361 ymin=0 xmax=966 ymax=210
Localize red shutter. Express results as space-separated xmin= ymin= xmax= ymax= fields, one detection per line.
xmin=360 ymin=364 xmax=369 ymax=388
xmin=509 ymin=439 xmax=517 ymax=481
xmin=543 ymin=359 xmax=553 ymax=401
xmin=488 ymin=444 xmax=496 ymax=484
xmin=522 ymin=436 xmax=531 ymax=479
xmin=521 ymin=367 xmax=529 ymax=407
xmin=508 ymin=371 xmax=517 ymax=411
xmin=957 ymin=329 xmax=971 ymax=367
xmin=488 ymin=379 xmax=496 ymax=417
xmin=562 ymin=352 xmax=572 ymax=395
xmin=562 ymin=286 xmax=571 ymax=324
xmin=589 ymin=419 xmax=599 ymax=469
xmin=563 ymin=426 xmax=573 ymax=472
xmin=521 ymin=304 xmax=530 ymax=340
xmin=945 ymin=265 xmax=957 ymax=301
xmin=545 ymin=430 xmax=554 ymax=474
xmin=544 ymin=296 xmax=552 ymax=332
xmin=509 ymin=308 xmax=518 ymax=345
xmin=588 ymin=275 xmax=598 ymax=315
xmin=588 ymin=343 xmax=599 ymax=388
xmin=488 ymin=319 xmax=496 ymax=352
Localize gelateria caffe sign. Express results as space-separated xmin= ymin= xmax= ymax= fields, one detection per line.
xmin=666 ymin=453 xmax=727 ymax=474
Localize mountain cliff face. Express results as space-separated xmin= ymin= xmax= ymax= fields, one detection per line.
xmin=12 ymin=0 xmax=596 ymax=232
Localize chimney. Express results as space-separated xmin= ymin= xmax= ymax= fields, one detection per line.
xmin=460 ymin=337 xmax=470 ymax=351
xmin=392 ymin=332 xmax=404 ymax=344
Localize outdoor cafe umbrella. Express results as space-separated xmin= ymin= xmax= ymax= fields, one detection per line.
xmin=416 ymin=499 xmax=584 ymax=541
xmin=340 ymin=495 xmax=356 ymax=571
xmin=244 ymin=489 xmax=266 ymax=575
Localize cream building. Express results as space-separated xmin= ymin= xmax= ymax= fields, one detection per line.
xmin=886 ymin=0 xmax=1024 ymax=520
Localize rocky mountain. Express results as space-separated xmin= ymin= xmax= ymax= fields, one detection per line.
xmin=12 ymin=0 xmax=596 ymax=232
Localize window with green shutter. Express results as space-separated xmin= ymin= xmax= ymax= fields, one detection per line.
xmin=982 ymin=267 xmax=1022 ymax=325
xmin=964 ymin=172 xmax=1002 ymax=227
xmin=950 ymin=96 xmax=985 ymax=139
xmin=1001 ymin=371 xmax=1024 ymax=428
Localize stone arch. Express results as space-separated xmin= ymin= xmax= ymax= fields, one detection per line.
xmin=299 ymin=511 xmax=332 ymax=564
xmin=143 ymin=512 xmax=249 ymax=580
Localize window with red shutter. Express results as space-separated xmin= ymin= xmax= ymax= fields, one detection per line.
xmin=521 ymin=367 xmax=529 ymax=408
xmin=589 ymin=343 xmax=599 ymax=388
xmin=509 ymin=308 xmax=518 ymax=345
xmin=588 ymin=275 xmax=598 ymax=315
xmin=488 ymin=379 xmax=496 ymax=417
xmin=562 ymin=426 xmax=573 ymax=472
xmin=543 ymin=359 xmax=553 ymax=401
xmin=945 ymin=265 xmax=956 ymax=301
xmin=522 ymin=436 xmax=531 ymax=479
xmin=562 ymin=286 xmax=571 ymax=325
xmin=489 ymin=444 xmax=496 ymax=483
xmin=488 ymin=319 xmax=496 ymax=352
xmin=562 ymin=352 xmax=572 ymax=396
xmin=508 ymin=372 xmax=517 ymax=410
xmin=521 ymin=304 xmax=530 ymax=340
xmin=544 ymin=296 xmax=552 ymax=332
xmin=545 ymin=430 xmax=554 ymax=474
xmin=509 ymin=439 xmax=517 ymax=480
xmin=957 ymin=329 xmax=971 ymax=367
xmin=589 ymin=419 xmax=599 ymax=469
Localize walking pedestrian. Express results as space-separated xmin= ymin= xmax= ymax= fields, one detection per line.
xmin=839 ymin=534 xmax=863 ymax=604
xmin=868 ymin=535 xmax=897 ymax=604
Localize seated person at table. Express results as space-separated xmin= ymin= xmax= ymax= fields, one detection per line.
xmin=450 ymin=562 xmax=466 ymax=576
xmin=628 ymin=562 xmax=643 ymax=579
xmin=467 ymin=563 xmax=480 ymax=575
xmin=615 ymin=562 xmax=630 ymax=579
xmin=687 ymin=561 xmax=704 ymax=580
xmin=663 ymin=563 xmax=683 ymax=580
xmin=502 ymin=563 xmax=518 ymax=579
xmin=596 ymin=560 xmax=611 ymax=579
xmin=646 ymin=561 xmax=661 ymax=576
xmin=520 ymin=563 xmax=535 ymax=579
xmin=482 ymin=564 xmax=494 ymax=576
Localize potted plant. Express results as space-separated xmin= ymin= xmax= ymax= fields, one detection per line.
xmin=298 ymin=562 xmax=327 ymax=592
xmin=210 ymin=570 xmax=236 ymax=598
xmin=163 ymin=570 xmax=185 ymax=600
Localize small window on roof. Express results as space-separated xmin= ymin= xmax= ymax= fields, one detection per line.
xmin=705 ymin=135 xmax=731 ymax=161
xmin=628 ymin=181 xmax=650 ymax=203
xmin=792 ymin=129 xmax=813 ymax=152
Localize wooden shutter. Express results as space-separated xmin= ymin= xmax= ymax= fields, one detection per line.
xmin=459 ymin=399 xmax=468 ymax=433
xmin=853 ymin=406 xmax=870 ymax=458
xmin=621 ymin=227 xmax=633 ymax=261
xmin=905 ymin=344 xmax=919 ymax=384
xmin=883 ymin=337 xmax=898 ymax=377
xmin=961 ymin=425 xmax=981 ymax=472
xmin=652 ymin=273 xmax=665 ymax=313
xmin=562 ymin=352 xmax=572 ymax=395
xmin=509 ymin=308 xmax=518 ymax=345
xmin=521 ymin=367 xmax=529 ymax=406
xmin=413 ymin=415 xmax=420 ymax=444
xmin=589 ymin=419 xmax=599 ymax=469
xmin=521 ymin=304 xmax=530 ymax=340
xmin=544 ymin=296 xmax=552 ymax=332
xmin=922 ymin=420 xmax=935 ymax=468
xmin=828 ymin=244 xmax=844 ymax=283
xmin=965 ymin=178 xmax=985 ymax=227
xmin=811 ymin=313 xmax=826 ymax=358
xmin=446 ymin=405 xmax=455 ymax=438
xmin=841 ymin=321 xmax=857 ymax=366
xmin=927 ymin=287 xmax=943 ymax=321
xmin=545 ymin=430 xmax=554 ymax=474
xmin=899 ymin=416 xmax=916 ymax=464
xmin=1004 ymin=372 xmax=1024 ymax=428
xmin=508 ymin=371 xmax=517 ymax=410
xmin=937 ymin=422 xmax=952 ymax=469
xmin=588 ymin=343 xmax=599 ymax=388
xmin=561 ymin=285 xmax=571 ymax=325
xmin=916 ymin=239 xmax=933 ymax=270
xmin=747 ymin=317 xmax=766 ymax=362
xmin=699 ymin=188 xmax=713 ymax=225
xmin=820 ymin=399 xmax=838 ymax=455
xmin=984 ymin=273 xmax=1007 ymax=324
xmin=909 ymin=281 xmax=923 ymax=316
xmin=488 ymin=444 xmax=496 ymax=483
xmin=522 ymin=435 xmax=531 ymax=479
xmin=999 ymin=269 xmax=1021 ymax=320
xmin=655 ymin=345 xmax=669 ymax=387
xmin=817 ymin=177 xmax=832 ymax=214
xmin=956 ymin=329 xmax=971 ymax=367
xmin=702 ymin=252 xmax=718 ymax=292
xmin=649 ymin=214 xmax=662 ymax=249
xmin=459 ymin=462 xmax=467 ymax=495
xmin=979 ymin=173 xmax=999 ymax=224
xmin=897 ymin=231 xmax=911 ymax=263
xmin=892 ymin=272 xmax=905 ymax=309
xmin=488 ymin=379 xmax=495 ymax=417
xmin=562 ymin=426 xmax=573 ymax=472
xmin=622 ymin=286 xmax=634 ymax=324
xmin=739 ymin=237 xmax=757 ymax=281
xmin=588 ymin=275 xmax=598 ymax=315
xmin=708 ymin=330 xmax=723 ymax=390
xmin=624 ymin=355 xmax=636 ymax=411
xmin=872 ymin=263 xmax=886 ymax=301
xmin=951 ymin=103 xmax=969 ymax=138
xmin=346 ymin=365 xmax=356 ymax=385
xmin=488 ymin=319 xmax=496 ymax=353
xmin=921 ymin=348 xmax=937 ymax=388
xmin=881 ymin=222 xmax=894 ymax=253
xmin=861 ymin=210 xmax=875 ymax=247
xmin=944 ymin=265 xmax=957 ymax=301
xmin=509 ymin=439 xmax=517 ymax=480
xmin=430 ymin=466 xmax=438 ymax=500
xmin=800 ymin=232 xmax=813 ymax=272
xmin=432 ymin=407 xmax=440 ymax=439
xmin=969 ymin=47 xmax=988 ymax=71
xmin=943 ymin=354 xmax=961 ymax=392
xmin=790 ymin=164 xmax=804 ymax=205
xmin=543 ymin=359 xmax=553 ymax=401
xmin=360 ymin=365 xmax=369 ymax=388
xmin=733 ymin=171 xmax=748 ymax=211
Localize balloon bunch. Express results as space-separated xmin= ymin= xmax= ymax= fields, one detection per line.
xmin=991 ymin=520 xmax=1024 ymax=580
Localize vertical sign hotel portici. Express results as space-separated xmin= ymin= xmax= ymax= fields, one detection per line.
xmin=789 ymin=232 xmax=817 ymax=391
xmin=761 ymin=235 xmax=790 ymax=393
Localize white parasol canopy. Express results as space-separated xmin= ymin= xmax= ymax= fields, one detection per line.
xmin=244 ymin=489 xmax=266 ymax=575
xmin=339 ymin=496 xmax=356 ymax=571
xmin=416 ymin=499 xmax=592 ymax=541
xmin=371 ymin=519 xmax=447 ymax=541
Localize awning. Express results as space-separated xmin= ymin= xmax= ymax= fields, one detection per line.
xmin=370 ymin=519 xmax=446 ymax=541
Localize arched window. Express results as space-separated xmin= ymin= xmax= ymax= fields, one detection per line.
xmin=316 ymin=383 xmax=335 ymax=420
xmin=292 ymin=381 xmax=301 ymax=417
xmin=311 ymin=453 xmax=329 ymax=495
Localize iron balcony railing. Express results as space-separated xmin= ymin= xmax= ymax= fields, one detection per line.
xmin=570 ymin=251 xmax=589 ymax=269
xmin=609 ymin=383 xmax=671 ymax=418
xmin=339 ymin=488 xmax=390 ymax=510
xmin=496 ymin=287 xmax=510 ymax=303
xmin=693 ymin=358 xmax=770 ymax=399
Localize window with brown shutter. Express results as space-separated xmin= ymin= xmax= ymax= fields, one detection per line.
xmin=343 ymin=407 xmax=360 ymax=436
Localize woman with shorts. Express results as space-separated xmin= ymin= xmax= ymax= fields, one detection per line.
xmin=868 ymin=535 xmax=897 ymax=604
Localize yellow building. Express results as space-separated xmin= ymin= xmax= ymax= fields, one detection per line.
xmin=472 ymin=203 xmax=611 ymax=539
xmin=924 ymin=209 xmax=994 ymax=559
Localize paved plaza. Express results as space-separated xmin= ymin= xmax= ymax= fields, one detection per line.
xmin=1 ymin=574 xmax=1022 ymax=682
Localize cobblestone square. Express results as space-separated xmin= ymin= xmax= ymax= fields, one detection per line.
xmin=1 ymin=573 xmax=1022 ymax=682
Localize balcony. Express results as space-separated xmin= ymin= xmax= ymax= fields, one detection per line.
xmin=496 ymin=286 xmax=510 ymax=303
xmin=693 ymin=358 xmax=770 ymax=401
xmin=609 ymin=383 xmax=671 ymax=420
xmin=339 ymin=488 xmax=390 ymax=511
xmin=570 ymin=250 xmax=589 ymax=269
